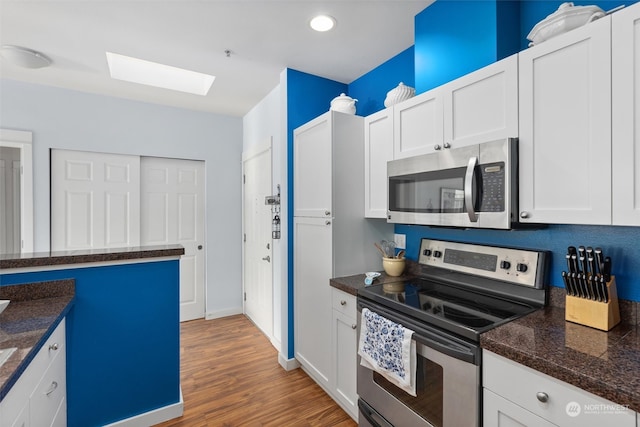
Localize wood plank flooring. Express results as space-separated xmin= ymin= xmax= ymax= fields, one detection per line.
xmin=156 ymin=315 xmax=358 ymax=427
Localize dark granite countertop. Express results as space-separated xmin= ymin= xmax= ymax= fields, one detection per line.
xmin=0 ymin=279 xmax=75 ymax=401
xmin=0 ymin=244 xmax=185 ymax=270
xmin=481 ymin=287 xmax=640 ymax=412
xmin=330 ymin=272 xmax=417 ymax=296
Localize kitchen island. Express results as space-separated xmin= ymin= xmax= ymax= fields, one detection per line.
xmin=0 ymin=245 xmax=184 ymax=426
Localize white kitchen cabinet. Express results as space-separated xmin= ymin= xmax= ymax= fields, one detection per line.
xmin=393 ymin=54 xmax=518 ymax=161
xmin=442 ymin=54 xmax=518 ymax=148
xmin=612 ymin=2 xmax=640 ymax=225
xmin=364 ymin=108 xmax=394 ymax=218
xmin=393 ymin=86 xmax=444 ymax=159
xmin=483 ymin=350 xmax=636 ymax=427
xmin=331 ymin=288 xmax=358 ymax=419
xmin=294 ymin=110 xmax=390 ymax=420
xmin=294 ymin=216 xmax=333 ymax=388
xmin=1 ymin=319 xmax=66 ymax=427
xmin=518 ymin=16 xmax=612 ymax=225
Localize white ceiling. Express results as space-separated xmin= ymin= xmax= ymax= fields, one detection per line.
xmin=0 ymin=0 xmax=434 ymax=117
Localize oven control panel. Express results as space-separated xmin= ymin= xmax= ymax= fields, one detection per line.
xmin=418 ymin=239 xmax=547 ymax=288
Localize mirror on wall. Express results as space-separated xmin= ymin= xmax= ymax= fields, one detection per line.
xmin=0 ymin=129 xmax=33 ymax=255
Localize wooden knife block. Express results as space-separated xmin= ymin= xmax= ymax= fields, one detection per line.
xmin=565 ymin=276 xmax=620 ymax=331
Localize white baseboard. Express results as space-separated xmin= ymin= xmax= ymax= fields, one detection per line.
xmin=205 ymin=307 xmax=243 ymax=320
xmin=103 ymin=389 xmax=184 ymax=427
xmin=278 ymin=353 xmax=300 ymax=371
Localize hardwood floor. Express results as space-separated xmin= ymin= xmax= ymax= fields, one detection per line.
xmin=156 ymin=315 xmax=358 ymax=427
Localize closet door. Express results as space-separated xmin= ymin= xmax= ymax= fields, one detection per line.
xmin=140 ymin=157 xmax=205 ymax=321
xmin=51 ymin=150 xmax=140 ymax=251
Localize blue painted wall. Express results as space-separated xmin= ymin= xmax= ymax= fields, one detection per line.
xmin=1 ymin=260 xmax=180 ymax=426
xmin=348 ymin=47 xmax=415 ymax=117
xmin=414 ymin=0 xmax=520 ymax=93
xmin=286 ymin=69 xmax=347 ymax=359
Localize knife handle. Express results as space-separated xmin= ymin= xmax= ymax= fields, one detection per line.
xmin=603 ymin=256 xmax=612 ymax=282
xmin=595 ymin=247 xmax=604 ymax=273
xmin=562 ymin=271 xmax=572 ymax=296
xmin=601 ymin=275 xmax=609 ymax=303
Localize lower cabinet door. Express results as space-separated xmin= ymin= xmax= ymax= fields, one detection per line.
xmin=484 ymin=389 xmax=557 ymax=427
xmin=333 ymin=309 xmax=358 ymax=419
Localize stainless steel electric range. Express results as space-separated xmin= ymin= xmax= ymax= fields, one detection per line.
xmin=357 ymin=238 xmax=549 ymax=427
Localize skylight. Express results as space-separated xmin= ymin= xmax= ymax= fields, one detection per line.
xmin=106 ymin=52 xmax=215 ymax=96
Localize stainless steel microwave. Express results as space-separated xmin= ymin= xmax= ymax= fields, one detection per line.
xmin=387 ymin=138 xmax=518 ymax=229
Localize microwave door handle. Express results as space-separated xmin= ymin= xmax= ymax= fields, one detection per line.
xmin=464 ymin=156 xmax=479 ymax=222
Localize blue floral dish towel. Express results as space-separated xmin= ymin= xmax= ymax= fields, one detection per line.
xmin=358 ymin=308 xmax=416 ymax=396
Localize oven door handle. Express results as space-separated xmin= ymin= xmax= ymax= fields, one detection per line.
xmin=464 ymin=156 xmax=478 ymax=222
xmin=358 ymin=399 xmax=394 ymax=427
xmin=358 ymin=300 xmax=478 ymax=364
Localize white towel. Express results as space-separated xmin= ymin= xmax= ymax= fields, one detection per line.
xmin=358 ymin=308 xmax=416 ymax=396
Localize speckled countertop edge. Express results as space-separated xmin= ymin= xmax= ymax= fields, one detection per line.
xmin=0 ymin=279 xmax=75 ymax=401
xmin=332 ymin=266 xmax=640 ymax=412
xmin=0 ymin=244 xmax=185 ymax=270
xmin=481 ymin=286 xmax=640 ymax=412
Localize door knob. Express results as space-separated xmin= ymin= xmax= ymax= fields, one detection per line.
xmin=198 ymin=245 xmax=203 ymax=250
xmin=262 ymin=256 xmax=271 ymax=262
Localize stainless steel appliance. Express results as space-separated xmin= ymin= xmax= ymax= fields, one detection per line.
xmin=357 ymin=238 xmax=549 ymax=427
xmin=387 ymin=138 xmax=518 ymax=229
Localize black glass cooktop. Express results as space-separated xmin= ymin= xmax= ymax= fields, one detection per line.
xmin=358 ymin=278 xmax=537 ymax=341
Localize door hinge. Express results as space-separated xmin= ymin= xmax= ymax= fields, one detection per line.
xmin=244 ymin=233 xmax=246 ymax=242
xmin=243 ymin=174 xmax=246 ymax=184
xmin=244 ymin=292 xmax=247 ymax=301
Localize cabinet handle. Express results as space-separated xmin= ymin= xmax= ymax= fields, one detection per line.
xmin=325 ymin=210 xmax=331 ymax=216
xmin=351 ymin=324 xmax=357 ymax=330
xmin=434 ymin=144 xmax=442 ymax=151
xmin=325 ymin=220 xmax=331 ymax=225
xmin=45 ymin=381 xmax=58 ymax=396
xmin=536 ymin=392 xmax=549 ymax=403
xmin=520 ymin=211 xmax=530 ymax=219
xmin=340 ymin=300 xmax=347 ymax=306
xmin=443 ymin=142 xmax=451 ymax=149
xmin=49 ymin=343 xmax=59 ymax=351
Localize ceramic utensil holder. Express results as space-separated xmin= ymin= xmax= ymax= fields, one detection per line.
xmin=565 ymin=276 xmax=620 ymax=331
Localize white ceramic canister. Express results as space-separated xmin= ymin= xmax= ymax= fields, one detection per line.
xmin=384 ymin=82 xmax=416 ymax=108
xmin=330 ymin=93 xmax=357 ymax=114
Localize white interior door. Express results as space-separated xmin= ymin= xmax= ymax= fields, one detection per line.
xmin=141 ymin=157 xmax=205 ymax=322
xmin=0 ymin=147 xmax=21 ymax=254
xmin=51 ymin=150 xmax=140 ymax=251
xmin=242 ymin=143 xmax=273 ymax=339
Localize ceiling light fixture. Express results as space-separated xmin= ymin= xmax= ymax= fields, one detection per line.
xmin=310 ymin=15 xmax=336 ymax=32
xmin=0 ymin=45 xmax=51 ymax=69
xmin=105 ymin=52 xmax=215 ymax=96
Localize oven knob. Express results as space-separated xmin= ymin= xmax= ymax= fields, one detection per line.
xmin=423 ymin=249 xmax=432 ymax=257
xmin=500 ymin=260 xmax=511 ymax=270
xmin=516 ymin=263 xmax=528 ymax=273
xmin=433 ymin=250 xmax=442 ymax=258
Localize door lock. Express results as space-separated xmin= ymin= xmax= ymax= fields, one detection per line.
xmin=262 ymin=256 xmax=271 ymax=262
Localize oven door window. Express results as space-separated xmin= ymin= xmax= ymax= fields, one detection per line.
xmin=373 ymin=354 xmax=444 ymax=427
xmin=388 ymin=167 xmax=470 ymax=214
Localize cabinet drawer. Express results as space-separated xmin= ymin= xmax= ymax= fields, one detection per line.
xmin=332 ymin=288 xmax=357 ymax=317
xmin=0 ymin=319 xmax=66 ymax=426
xmin=31 ymin=346 xmax=66 ymax=427
xmin=483 ymin=350 xmax=635 ymax=426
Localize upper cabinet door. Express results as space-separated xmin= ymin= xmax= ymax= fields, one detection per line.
xmin=393 ymin=87 xmax=444 ymax=159
xmin=364 ymin=108 xmax=393 ymax=218
xmin=443 ymin=54 xmax=518 ymax=149
xmin=612 ymin=3 xmax=640 ymax=226
xmin=294 ymin=112 xmax=333 ymax=217
xmin=518 ymin=17 xmax=612 ymax=225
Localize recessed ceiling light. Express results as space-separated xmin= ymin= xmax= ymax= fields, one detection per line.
xmin=0 ymin=45 xmax=51 ymax=69
xmin=310 ymin=15 xmax=336 ymax=32
xmin=105 ymin=52 xmax=215 ymax=96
